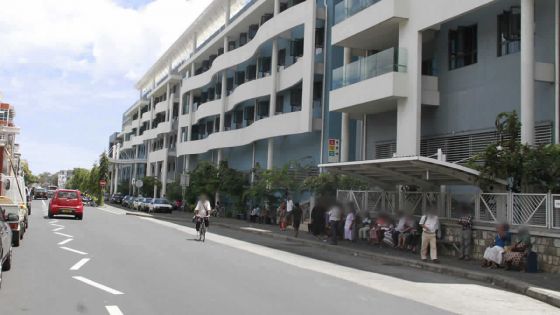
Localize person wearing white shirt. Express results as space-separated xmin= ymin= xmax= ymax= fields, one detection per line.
xmin=419 ymin=212 xmax=440 ymax=262
xmin=286 ymin=197 xmax=294 ymax=213
xmin=328 ymin=203 xmax=342 ymax=245
xmin=194 ymin=194 xmax=212 ymax=232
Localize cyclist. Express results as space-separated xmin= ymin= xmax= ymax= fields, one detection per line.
xmin=194 ymin=194 xmax=211 ymax=232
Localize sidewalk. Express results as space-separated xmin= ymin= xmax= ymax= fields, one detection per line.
xmin=109 ymin=205 xmax=560 ymax=308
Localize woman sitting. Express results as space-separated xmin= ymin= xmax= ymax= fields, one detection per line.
xmin=503 ymin=227 xmax=532 ymax=271
xmin=369 ymin=213 xmax=391 ymax=245
xmin=482 ymin=223 xmax=511 ymax=268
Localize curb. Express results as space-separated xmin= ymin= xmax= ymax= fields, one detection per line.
xmin=120 ymin=210 xmax=560 ymax=308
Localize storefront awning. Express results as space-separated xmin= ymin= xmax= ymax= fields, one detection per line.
xmin=319 ymin=156 xmax=505 ymax=190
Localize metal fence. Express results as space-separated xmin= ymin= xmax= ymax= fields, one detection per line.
xmin=336 ymin=190 xmax=560 ymax=231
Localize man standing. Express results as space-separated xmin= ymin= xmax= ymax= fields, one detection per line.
xmin=419 ymin=211 xmax=440 ymax=263
xmin=328 ymin=202 xmax=342 ymax=245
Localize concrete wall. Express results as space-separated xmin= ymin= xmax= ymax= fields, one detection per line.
xmin=440 ymin=222 xmax=560 ymax=273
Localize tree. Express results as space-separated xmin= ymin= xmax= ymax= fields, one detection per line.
xmin=523 ymin=144 xmax=560 ymax=193
xmin=66 ymin=168 xmax=90 ymax=192
xmin=21 ymin=161 xmax=38 ymax=185
xmin=187 ymin=161 xmax=220 ymax=203
xmin=97 ymin=152 xmax=110 ymax=205
xmin=140 ymin=176 xmax=161 ymax=197
xmin=302 ymin=172 xmax=368 ymax=198
xmin=471 ymin=111 xmax=525 ymax=192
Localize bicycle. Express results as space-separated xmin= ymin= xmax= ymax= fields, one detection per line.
xmin=197 ymin=216 xmax=209 ymax=242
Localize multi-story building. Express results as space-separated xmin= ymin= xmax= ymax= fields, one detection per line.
xmin=111 ymin=0 xmax=560 ymax=195
xmin=111 ymin=0 xmax=326 ymax=196
xmin=320 ymin=0 xmax=559 ymax=190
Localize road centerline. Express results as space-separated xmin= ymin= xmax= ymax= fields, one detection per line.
xmin=70 ymin=258 xmax=90 ymax=271
xmin=72 ymin=276 xmax=124 ymax=295
xmin=60 ymin=247 xmax=88 ymax=255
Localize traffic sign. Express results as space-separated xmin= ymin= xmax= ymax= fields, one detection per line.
xmin=135 ymin=179 xmax=143 ymax=188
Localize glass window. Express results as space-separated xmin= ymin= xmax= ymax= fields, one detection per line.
xmin=498 ymin=7 xmax=521 ymax=57
xmin=449 ymin=25 xmax=478 ymax=70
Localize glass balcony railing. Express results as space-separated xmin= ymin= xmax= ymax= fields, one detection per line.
xmin=334 ymin=0 xmax=381 ymax=24
xmin=332 ymin=47 xmax=407 ymax=90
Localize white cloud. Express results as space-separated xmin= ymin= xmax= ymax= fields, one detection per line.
xmin=0 ymin=0 xmax=212 ymax=173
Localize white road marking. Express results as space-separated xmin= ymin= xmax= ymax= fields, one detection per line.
xmin=42 ymin=200 xmax=46 ymax=207
xmin=52 ymin=227 xmax=64 ymax=232
xmin=58 ymin=238 xmax=73 ymax=245
xmin=96 ymin=207 xmax=126 ymax=215
xmin=49 ymin=219 xmax=59 ymax=223
xmin=105 ymin=305 xmax=124 ymax=315
xmin=50 ymin=223 xmax=64 ymax=227
xmin=54 ymin=232 xmax=73 ymax=238
xmin=240 ymin=227 xmax=271 ymax=233
xmin=72 ymin=276 xmax=124 ymax=295
xmin=141 ymin=217 xmax=560 ymax=314
xmin=70 ymin=258 xmax=90 ymax=271
xmin=60 ymin=247 xmax=87 ymax=255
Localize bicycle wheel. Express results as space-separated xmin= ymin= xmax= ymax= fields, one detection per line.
xmin=201 ymin=224 xmax=206 ymax=242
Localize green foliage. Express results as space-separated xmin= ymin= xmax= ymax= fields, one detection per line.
xmin=21 ymin=161 xmax=38 ymax=184
xmin=187 ymin=161 xmax=219 ymax=202
xmin=66 ymin=168 xmax=90 ymax=192
xmin=302 ymin=172 xmax=368 ymax=197
xmin=140 ymin=176 xmax=162 ymax=197
xmin=117 ymin=181 xmax=130 ymax=195
xmin=166 ymin=181 xmax=183 ymax=201
xmin=97 ymin=152 xmax=110 ymax=205
xmin=523 ymin=144 xmax=560 ymax=193
xmin=472 ymin=111 xmax=560 ymax=193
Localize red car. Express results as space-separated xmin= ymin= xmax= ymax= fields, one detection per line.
xmin=48 ymin=190 xmax=84 ymax=220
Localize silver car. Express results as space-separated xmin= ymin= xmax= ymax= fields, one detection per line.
xmin=0 ymin=208 xmax=13 ymax=289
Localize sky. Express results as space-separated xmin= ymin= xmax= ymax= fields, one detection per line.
xmin=0 ymin=0 xmax=212 ymax=174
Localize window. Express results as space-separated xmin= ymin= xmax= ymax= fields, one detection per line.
xmin=498 ymin=7 xmax=521 ymax=57
xmin=449 ymin=25 xmax=477 ymax=70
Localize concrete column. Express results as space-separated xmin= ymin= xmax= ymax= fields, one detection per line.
xmin=187 ymin=92 xmax=194 ymax=141
xmin=340 ymin=48 xmax=352 ymax=162
xmin=267 ymin=39 xmax=279 ymax=169
xmin=225 ymin=0 xmax=231 ymax=25
xmin=556 ymin=0 xmax=560 ymax=144
xmin=396 ymin=24 xmax=422 ymax=156
xmin=113 ymin=143 xmax=120 ymax=193
xmin=165 ymin=83 xmax=171 ymax=121
xmin=150 ymin=96 xmax=155 ymax=128
xmin=161 ymin=138 xmax=168 ymax=197
xmin=521 ymin=0 xmax=535 ymax=145
xmin=274 ymin=0 xmax=280 ymax=16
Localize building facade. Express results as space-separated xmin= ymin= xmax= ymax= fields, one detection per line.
xmin=110 ymin=0 xmax=560 ymax=196
xmin=111 ymin=0 xmax=325 ymax=196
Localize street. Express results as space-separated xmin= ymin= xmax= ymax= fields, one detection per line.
xmin=0 ymin=200 xmax=558 ymax=315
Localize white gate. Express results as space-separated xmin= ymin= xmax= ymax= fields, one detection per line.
xmin=512 ymin=194 xmax=548 ymax=227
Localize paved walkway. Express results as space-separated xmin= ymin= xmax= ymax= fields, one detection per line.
xmin=107 ymin=204 xmax=560 ymax=308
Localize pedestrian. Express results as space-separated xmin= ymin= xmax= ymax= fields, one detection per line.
xmin=344 ymin=206 xmax=355 ymax=241
xmin=458 ymin=207 xmax=473 ymax=260
xmin=194 ymin=194 xmax=211 ymax=232
xmin=310 ymin=199 xmax=327 ymax=236
xmin=277 ymin=201 xmax=287 ymax=231
xmin=292 ymin=202 xmax=303 ymax=237
xmin=419 ymin=210 xmax=440 ymax=263
xmin=503 ymin=227 xmax=532 ymax=271
xmin=328 ymin=202 xmax=342 ymax=245
xmin=286 ymin=195 xmax=294 ymax=226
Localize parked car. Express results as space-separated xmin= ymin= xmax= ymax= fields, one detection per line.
xmin=147 ymin=198 xmax=173 ymax=213
xmin=0 ymin=197 xmax=27 ymax=247
xmin=140 ymin=198 xmax=153 ymax=212
xmin=132 ymin=197 xmax=144 ymax=210
xmin=25 ymin=187 xmax=31 ymax=215
xmin=121 ymin=196 xmax=132 ymax=208
xmin=110 ymin=193 xmax=123 ymax=204
xmin=33 ymin=188 xmax=48 ymax=200
xmin=0 ymin=208 xmax=13 ymax=289
xmin=47 ymin=185 xmax=58 ymax=199
xmin=48 ymin=190 xmax=84 ymax=220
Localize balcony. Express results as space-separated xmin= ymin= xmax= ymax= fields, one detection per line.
xmin=330 ymin=47 xmax=408 ymax=114
xmin=332 ymin=0 xmax=409 ymax=48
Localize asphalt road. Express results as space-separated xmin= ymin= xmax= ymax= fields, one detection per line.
xmin=0 ymin=200 xmax=558 ymax=315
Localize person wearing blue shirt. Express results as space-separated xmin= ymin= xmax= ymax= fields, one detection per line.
xmin=482 ymin=223 xmax=511 ymax=268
